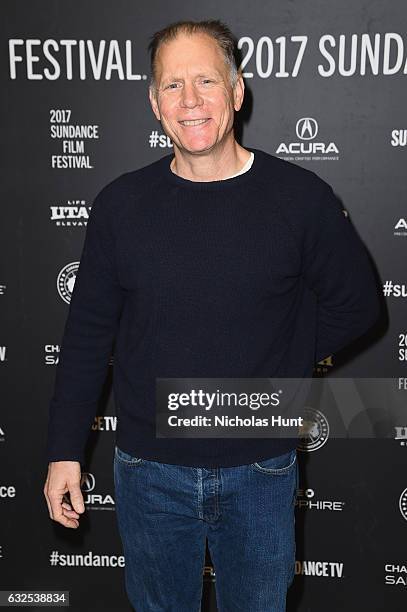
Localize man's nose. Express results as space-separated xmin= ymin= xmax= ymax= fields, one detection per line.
xmin=180 ymin=82 xmax=203 ymax=108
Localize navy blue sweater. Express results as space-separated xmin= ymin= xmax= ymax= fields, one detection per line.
xmin=45 ymin=148 xmax=380 ymax=467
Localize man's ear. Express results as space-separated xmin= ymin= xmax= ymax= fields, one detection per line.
xmin=149 ymin=86 xmax=161 ymax=121
xmin=233 ymin=72 xmax=245 ymax=112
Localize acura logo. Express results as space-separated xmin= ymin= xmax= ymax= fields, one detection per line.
xmin=296 ymin=118 xmax=318 ymax=140
xmin=81 ymin=472 xmax=95 ymax=492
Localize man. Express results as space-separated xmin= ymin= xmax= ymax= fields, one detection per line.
xmin=44 ymin=19 xmax=380 ymax=611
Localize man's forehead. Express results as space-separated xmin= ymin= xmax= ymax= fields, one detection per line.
xmin=155 ymin=34 xmax=227 ymax=79
xmin=159 ymin=67 xmax=223 ymax=81
xmin=159 ymin=31 xmax=219 ymax=54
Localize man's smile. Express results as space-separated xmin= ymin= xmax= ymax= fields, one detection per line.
xmin=178 ymin=118 xmax=211 ymax=127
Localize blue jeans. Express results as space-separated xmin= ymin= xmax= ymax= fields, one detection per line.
xmin=113 ymin=446 xmax=298 ymax=612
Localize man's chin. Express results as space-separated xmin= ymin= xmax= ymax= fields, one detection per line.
xmin=176 ymin=140 xmax=218 ymax=155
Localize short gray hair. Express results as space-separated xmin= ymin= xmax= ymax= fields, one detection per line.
xmin=147 ymin=19 xmax=240 ymax=95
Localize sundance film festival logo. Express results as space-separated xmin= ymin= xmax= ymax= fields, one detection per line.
xmin=276 ymin=117 xmax=339 ymax=161
xmin=57 ymin=262 xmax=79 ymax=304
xmin=9 ymin=34 xmax=407 ymax=82
xmin=297 ymin=407 xmax=329 ymax=452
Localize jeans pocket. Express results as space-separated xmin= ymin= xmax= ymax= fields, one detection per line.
xmin=251 ymin=448 xmax=297 ymax=475
xmin=114 ymin=445 xmax=145 ymax=466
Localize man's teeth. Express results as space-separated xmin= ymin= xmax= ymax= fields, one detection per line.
xmin=180 ymin=118 xmax=209 ymax=126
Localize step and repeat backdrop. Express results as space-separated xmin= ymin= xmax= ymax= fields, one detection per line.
xmin=1 ymin=1 xmax=407 ymax=610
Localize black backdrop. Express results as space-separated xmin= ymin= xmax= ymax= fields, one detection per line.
xmin=1 ymin=1 xmax=407 ymax=610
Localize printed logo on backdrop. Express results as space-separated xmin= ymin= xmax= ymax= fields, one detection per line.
xmin=314 ymin=355 xmax=333 ymax=375
xmin=297 ymin=407 xmax=329 ymax=452
xmin=80 ymin=472 xmax=115 ymax=510
xmin=57 ymin=262 xmax=79 ymax=304
xmin=398 ymin=335 xmax=407 ymax=362
xmin=45 ymin=346 xmax=111 ymax=365
xmin=50 ymin=109 xmax=99 ymax=169
xmin=0 ymin=284 xmax=6 ymax=295
xmin=296 ymin=487 xmax=345 ymax=511
xmin=384 ymin=563 xmax=407 ymax=586
xmin=92 ymin=416 xmax=117 ymax=431
xmin=295 ymin=560 xmax=344 ymax=578
xmin=50 ymin=200 xmax=91 ymax=226
xmin=237 ymin=33 xmax=407 ymax=79
xmin=0 ymin=347 xmax=7 ymax=362
xmin=49 ymin=549 xmax=124 ymax=567
xmin=394 ymin=218 xmax=407 ymax=237
xmin=296 ymin=118 xmax=318 ymax=140
xmin=8 ymin=34 xmax=407 ymax=81
xmin=0 ymin=426 xmax=5 ymax=442
xmin=44 ymin=345 xmax=60 ymax=365
xmin=391 ymin=129 xmax=407 ymax=147
xmin=394 ymin=426 xmax=407 ymax=446
xmin=382 ymin=281 xmax=407 ymax=298
xmin=9 ymin=40 xmax=145 ymax=81
xmin=148 ymin=130 xmax=173 ymax=149
xmin=0 ymin=485 xmax=16 ymax=499
xmin=399 ymin=488 xmax=407 ymax=521
xmin=276 ymin=117 xmax=339 ymax=162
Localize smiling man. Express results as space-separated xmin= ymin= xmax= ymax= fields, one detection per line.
xmin=148 ymin=27 xmax=249 ymax=180
xmin=44 ymin=19 xmax=380 ymax=612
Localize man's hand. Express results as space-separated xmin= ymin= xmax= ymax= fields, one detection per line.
xmin=43 ymin=461 xmax=85 ymax=529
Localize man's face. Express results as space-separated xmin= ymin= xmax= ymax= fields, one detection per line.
xmin=149 ymin=33 xmax=244 ymax=155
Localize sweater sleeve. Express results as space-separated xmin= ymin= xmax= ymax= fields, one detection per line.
xmin=45 ymin=184 xmax=125 ymax=467
xmin=302 ymin=181 xmax=380 ymax=364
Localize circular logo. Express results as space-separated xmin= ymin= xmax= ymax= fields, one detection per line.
xmin=57 ymin=261 xmax=80 ymax=304
xmin=297 ymin=407 xmax=329 ymax=452
xmin=399 ymin=488 xmax=407 ymax=521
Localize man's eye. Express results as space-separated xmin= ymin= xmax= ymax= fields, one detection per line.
xmin=201 ymin=79 xmax=213 ymax=84
xmin=165 ymin=83 xmax=179 ymax=89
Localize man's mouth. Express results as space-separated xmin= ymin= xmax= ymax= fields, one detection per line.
xmin=178 ymin=118 xmax=210 ymax=126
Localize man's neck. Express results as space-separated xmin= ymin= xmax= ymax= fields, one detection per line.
xmin=170 ymin=141 xmax=252 ymax=182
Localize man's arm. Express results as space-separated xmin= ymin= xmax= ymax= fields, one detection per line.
xmin=45 ymin=183 xmax=125 ymax=467
xmin=302 ymin=181 xmax=380 ymax=364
